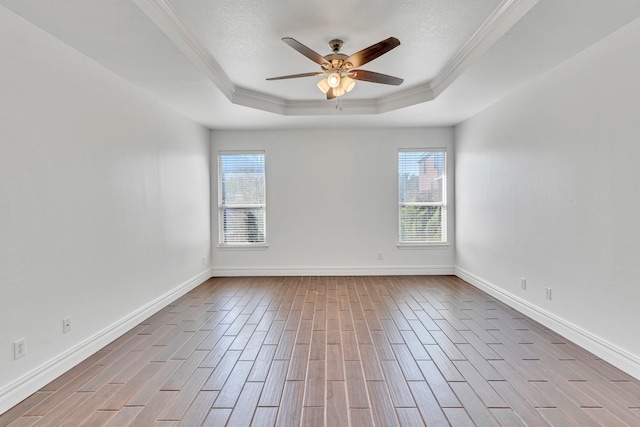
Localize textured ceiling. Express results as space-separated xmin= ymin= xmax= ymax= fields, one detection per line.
xmin=3 ymin=0 xmax=640 ymax=129
xmin=169 ymin=0 xmax=502 ymax=99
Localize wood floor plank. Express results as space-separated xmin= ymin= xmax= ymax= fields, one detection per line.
xmin=201 ymin=408 xmax=232 ymax=426
xmin=202 ymin=350 xmax=242 ymax=391
xmin=56 ymin=383 xmax=121 ymax=425
xmin=530 ymin=381 xmax=605 ymax=427
xmin=366 ymin=381 xmax=400 ymax=427
xmin=31 ymin=392 xmax=91 ymax=427
xmin=199 ymin=335 xmax=234 ymax=368
xmin=251 ymin=407 xmax=278 ymax=427
xmin=341 ymin=330 xmax=360 ymax=361
xmin=489 ymin=381 xmax=552 ymax=426
xmin=0 ymin=392 xmax=51 ymax=426
xmin=452 ymin=360 xmax=507 ymax=408
xmin=391 ymin=344 xmax=424 ymax=381
xmin=286 ymin=344 xmax=309 ymax=381
xmin=326 ymin=344 xmax=345 ymax=381
xmin=25 ymin=366 xmax=103 ymax=416
xmin=359 ymin=344 xmax=385 ymax=381
xmin=424 ymin=345 xmax=465 ymax=382
xmin=225 ymin=382 xmax=263 ymax=426
xmin=408 ymin=381 xmax=451 ymax=426
xmin=102 ymin=406 xmax=143 ymax=427
xmin=349 ymin=408 xmax=375 ymax=426
xmin=536 ymin=407 xmax=579 ymax=426
xmin=398 ymin=330 xmax=431 ymax=360
xmin=581 ymin=407 xmax=631 ymax=427
xmin=300 ymin=407 xmax=324 ymax=427
xmin=326 ymin=381 xmax=348 ymax=427
xmin=247 ymin=344 xmax=277 ymax=382
xmin=449 ymin=382 xmax=500 ymax=427
xmin=344 ymin=360 xmax=369 ymax=409
xmin=6 ymin=275 xmax=640 ymax=427
xmin=176 ymin=391 xmax=218 ymax=427
xmin=258 ymin=359 xmax=289 ymax=406
xmin=161 ymin=350 xmax=209 ymax=391
xmin=160 ymin=367 xmax=213 ymax=420
xmin=380 ymin=360 xmax=416 ymax=408
xmin=123 ymin=360 xmax=183 ymax=407
xmin=273 ymin=330 xmax=296 ymax=360
xmin=443 ymin=408 xmax=478 ymax=427
xmin=309 ymin=329 xmax=326 ymax=360
xmin=77 ymin=410 xmax=116 ymax=427
xmin=212 ymin=361 xmax=254 ymax=408
xmin=370 ymin=330 xmax=395 ymax=361
xmin=303 ymin=359 xmax=325 ymax=407
xmin=416 ymin=360 xmax=461 ymax=408
xmin=456 ymin=343 xmax=503 ymax=381
xmin=568 ymin=381 xmax=640 ymax=425
xmin=396 ymin=407 xmax=426 ymax=426
xmin=275 ymin=381 xmax=305 ymax=427
xmin=128 ymin=390 xmax=177 ymax=426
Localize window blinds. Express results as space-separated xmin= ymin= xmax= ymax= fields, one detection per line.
xmin=398 ymin=150 xmax=446 ymax=243
xmin=219 ymin=152 xmax=266 ymax=244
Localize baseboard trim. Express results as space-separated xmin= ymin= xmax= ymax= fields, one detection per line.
xmin=0 ymin=269 xmax=212 ymax=415
xmin=455 ymin=267 xmax=640 ymax=381
xmin=211 ymin=265 xmax=456 ymax=277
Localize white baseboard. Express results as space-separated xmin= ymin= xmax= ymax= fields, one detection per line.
xmin=0 ymin=269 xmax=212 ymax=415
xmin=211 ymin=265 xmax=456 ymax=277
xmin=455 ymin=267 xmax=640 ymax=381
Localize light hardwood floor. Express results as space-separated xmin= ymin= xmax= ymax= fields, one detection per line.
xmin=2 ymin=275 xmax=640 ymax=426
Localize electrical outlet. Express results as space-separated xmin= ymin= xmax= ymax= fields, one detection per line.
xmin=545 ymin=287 xmax=552 ymax=300
xmin=377 ymin=252 xmax=383 ymax=260
xmin=63 ymin=317 xmax=72 ymax=334
xmin=14 ymin=338 xmax=26 ymax=360
xmin=520 ymin=277 xmax=527 ymax=290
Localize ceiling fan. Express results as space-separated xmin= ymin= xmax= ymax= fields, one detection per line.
xmin=267 ymin=37 xmax=404 ymax=100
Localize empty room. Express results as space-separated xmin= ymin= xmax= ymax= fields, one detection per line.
xmin=2 ymin=0 xmax=640 ymax=425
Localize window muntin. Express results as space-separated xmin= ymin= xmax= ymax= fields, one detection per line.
xmin=218 ymin=152 xmax=266 ymax=246
xmin=398 ymin=149 xmax=447 ymax=244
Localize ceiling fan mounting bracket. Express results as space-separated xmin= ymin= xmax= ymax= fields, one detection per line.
xmin=328 ymin=39 xmax=343 ymax=53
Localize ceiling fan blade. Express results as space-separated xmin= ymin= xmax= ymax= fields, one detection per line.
xmin=351 ymin=70 xmax=403 ymax=86
xmin=266 ymin=72 xmax=325 ymax=81
xmin=282 ymin=37 xmax=330 ymax=67
xmin=344 ymin=37 xmax=400 ymax=68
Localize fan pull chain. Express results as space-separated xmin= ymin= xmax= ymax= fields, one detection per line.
xmin=335 ymin=97 xmax=343 ymax=111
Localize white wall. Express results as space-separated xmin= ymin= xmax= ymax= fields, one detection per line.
xmin=455 ymin=16 xmax=640 ymax=378
xmin=211 ymin=128 xmax=455 ymax=276
xmin=0 ymin=7 xmax=211 ymax=411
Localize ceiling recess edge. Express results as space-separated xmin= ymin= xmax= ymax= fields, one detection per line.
xmin=132 ymin=0 xmax=539 ymax=116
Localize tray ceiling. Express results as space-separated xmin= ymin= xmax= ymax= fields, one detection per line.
xmin=2 ymin=0 xmax=640 ymax=129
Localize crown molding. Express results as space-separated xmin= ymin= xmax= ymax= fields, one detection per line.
xmin=377 ymin=83 xmax=435 ymax=114
xmin=430 ymin=0 xmax=539 ymax=97
xmin=232 ymin=87 xmax=286 ymax=115
xmin=131 ymin=0 xmax=235 ymax=98
xmin=134 ymin=0 xmax=538 ymax=116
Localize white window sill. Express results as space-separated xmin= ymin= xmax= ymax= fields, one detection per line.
xmin=397 ymin=243 xmax=449 ymax=250
xmin=218 ymin=244 xmax=269 ymax=251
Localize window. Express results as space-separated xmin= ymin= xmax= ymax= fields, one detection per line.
xmin=218 ymin=151 xmax=266 ymax=246
xmin=398 ymin=149 xmax=447 ymax=244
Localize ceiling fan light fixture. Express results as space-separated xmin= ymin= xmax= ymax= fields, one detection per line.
xmin=327 ymin=72 xmax=341 ymax=88
xmin=317 ymin=78 xmax=331 ymax=94
xmin=333 ymin=86 xmax=346 ymax=97
xmin=341 ymin=76 xmax=355 ymax=93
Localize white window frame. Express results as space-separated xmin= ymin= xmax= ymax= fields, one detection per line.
xmin=217 ymin=150 xmax=267 ymax=248
xmin=397 ymin=148 xmax=447 ymax=246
